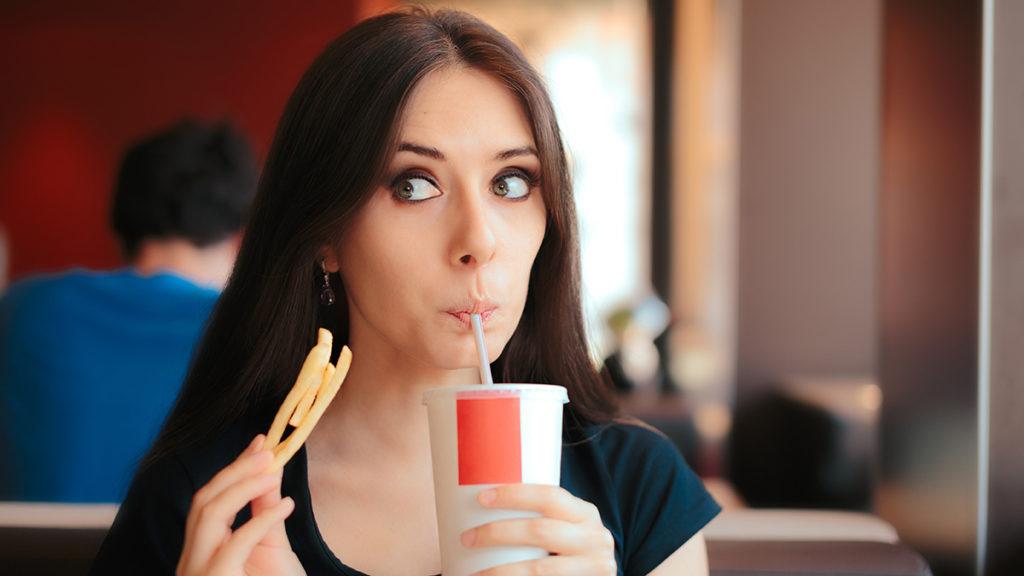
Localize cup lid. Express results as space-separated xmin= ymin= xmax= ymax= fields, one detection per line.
xmin=422 ymin=383 xmax=569 ymax=404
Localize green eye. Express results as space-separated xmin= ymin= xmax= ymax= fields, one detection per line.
xmin=492 ymin=174 xmax=530 ymax=199
xmin=393 ymin=176 xmax=440 ymax=202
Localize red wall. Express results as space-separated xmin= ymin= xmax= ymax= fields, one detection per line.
xmin=0 ymin=1 xmax=389 ymax=281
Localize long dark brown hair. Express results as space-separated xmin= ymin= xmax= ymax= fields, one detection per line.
xmin=145 ymin=8 xmax=617 ymax=468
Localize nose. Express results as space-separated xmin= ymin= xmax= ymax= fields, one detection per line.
xmin=449 ymin=193 xmax=497 ymax=268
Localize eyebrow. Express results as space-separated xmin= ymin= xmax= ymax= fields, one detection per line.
xmin=397 ymin=142 xmax=538 ymax=161
xmin=397 ymin=142 xmax=444 ymax=160
xmin=495 ymin=146 xmax=539 ymax=161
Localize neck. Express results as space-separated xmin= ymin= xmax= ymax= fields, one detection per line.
xmin=310 ymin=316 xmax=479 ymax=467
xmin=132 ymin=237 xmax=238 ymax=289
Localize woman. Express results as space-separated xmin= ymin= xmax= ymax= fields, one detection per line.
xmin=90 ymin=9 xmax=719 ymax=576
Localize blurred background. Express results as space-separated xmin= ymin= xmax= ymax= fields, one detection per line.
xmin=1 ymin=1 xmax=1022 ymax=575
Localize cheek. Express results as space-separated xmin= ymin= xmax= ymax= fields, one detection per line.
xmin=503 ymin=202 xmax=547 ymax=292
xmin=519 ymin=200 xmax=547 ymax=263
xmin=339 ymin=205 xmax=436 ymax=317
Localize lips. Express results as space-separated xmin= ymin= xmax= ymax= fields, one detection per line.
xmin=445 ymin=301 xmax=498 ymax=329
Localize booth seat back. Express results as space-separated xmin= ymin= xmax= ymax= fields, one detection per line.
xmin=705 ymin=509 xmax=932 ymax=576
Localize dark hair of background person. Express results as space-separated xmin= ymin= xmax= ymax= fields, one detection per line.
xmin=144 ymin=8 xmax=619 ymax=468
xmin=110 ymin=119 xmax=259 ymax=260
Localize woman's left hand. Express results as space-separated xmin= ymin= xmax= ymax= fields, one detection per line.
xmin=461 ymin=484 xmax=617 ymax=576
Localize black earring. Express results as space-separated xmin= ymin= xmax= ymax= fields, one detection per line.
xmin=319 ymin=260 xmax=336 ymax=306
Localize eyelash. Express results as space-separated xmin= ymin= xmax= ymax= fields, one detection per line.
xmin=388 ymin=167 xmax=541 ymax=203
xmin=388 ymin=169 xmax=438 ymax=197
xmin=496 ymin=168 xmax=541 ymax=201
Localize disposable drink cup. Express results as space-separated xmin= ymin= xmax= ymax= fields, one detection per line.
xmin=422 ymin=384 xmax=569 ymax=576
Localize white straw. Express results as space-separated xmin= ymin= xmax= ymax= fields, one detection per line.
xmin=470 ymin=313 xmax=494 ymax=386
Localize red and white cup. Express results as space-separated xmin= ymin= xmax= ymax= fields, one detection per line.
xmin=422 ymin=384 xmax=569 ymax=576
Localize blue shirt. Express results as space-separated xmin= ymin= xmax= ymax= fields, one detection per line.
xmin=91 ymin=410 xmax=720 ymax=575
xmin=0 ymin=269 xmax=219 ymax=502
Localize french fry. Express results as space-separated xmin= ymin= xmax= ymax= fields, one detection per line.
xmin=290 ymin=362 xmax=334 ymax=427
xmin=271 ymin=345 xmax=352 ymax=469
xmin=264 ymin=329 xmax=333 ymax=451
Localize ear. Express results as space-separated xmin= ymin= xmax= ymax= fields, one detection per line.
xmin=319 ymin=246 xmax=340 ymax=273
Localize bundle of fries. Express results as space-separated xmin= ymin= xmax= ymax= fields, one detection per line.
xmin=265 ymin=328 xmax=351 ymax=468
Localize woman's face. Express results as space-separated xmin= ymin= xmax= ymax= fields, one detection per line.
xmin=329 ymin=66 xmax=547 ymax=371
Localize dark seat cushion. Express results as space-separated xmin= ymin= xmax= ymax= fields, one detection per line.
xmin=0 ymin=527 xmax=107 ymax=576
xmin=709 ymin=540 xmax=932 ymax=576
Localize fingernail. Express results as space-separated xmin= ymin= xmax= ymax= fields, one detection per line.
xmin=461 ymin=529 xmax=476 ymax=547
xmin=276 ymin=498 xmax=295 ymax=517
xmin=478 ymin=489 xmax=496 ymax=506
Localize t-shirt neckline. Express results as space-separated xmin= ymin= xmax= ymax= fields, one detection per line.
xmin=293 ymin=445 xmax=442 ymax=576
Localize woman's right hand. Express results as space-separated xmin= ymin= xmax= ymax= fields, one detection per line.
xmin=176 ymin=435 xmax=306 ymax=576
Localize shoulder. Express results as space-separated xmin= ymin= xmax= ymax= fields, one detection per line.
xmin=565 ymin=417 xmax=683 ymax=475
xmin=169 ymin=411 xmax=267 ymax=490
xmin=1 ymin=270 xmax=82 ymax=310
xmin=2 ymin=268 xmax=219 ymax=311
xmin=147 ymin=272 xmax=221 ymax=304
xmin=91 ymin=451 xmax=194 ymax=573
xmin=599 ymin=416 xmax=674 ymax=449
xmin=562 ymin=417 xmax=706 ymax=522
xmin=126 ymin=449 xmax=197 ymax=505
xmin=563 ymin=418 xmax=720 ymax=576
xmin=0 ymin=269 xmax=188 ymax=318
xmin=2 ymin=268 xmax=135 ymax=295
xmin=117 ymin=407 xmax=267 ymax=497
xmin=0 ymin=271 xmax=89 ymax=338
xmin=578 ymin=417 xmax=715 ymax=505
xmin=117 ymin=419 xmax=249 ymax=514
xmin=94 ymin=412 xmax=263 ymax=566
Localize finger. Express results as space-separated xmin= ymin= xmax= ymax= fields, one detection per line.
xmin=187 ymin=473 xmax=282 ymax=568
xmin=250 ymin=468 xmax=283 ymax=515
xmin=472 ymin=554 xmax=617 ymax=576
xmin=478 ymin=485 xmax=601 ymax=524
xmin=250 ymin=468 xmax=289 ymax=548
xmin=181 ymin=440 xmax=269 ymax=575
xmin=243 ymin=434 xmax=264 ymax=455
xmin=196 ymin=473 xmax=280 ymax=530
xmin=266 ymin=329 xmax=333 ymax=450
xmin=181 ymin=458 xmax=275 ymax=576
xmin=185 ymin=435 xmax=263 ymax=536
xmin=179 ymin=525 xmax=230 ymax=576
xmin=207 ymin=497 xmax=296 ymax=574
xmin=462 ymin=517 xmax=613 ymax=556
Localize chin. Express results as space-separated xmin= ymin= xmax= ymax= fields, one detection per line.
xmin=422 ymin=339 xmax=510 ymax=372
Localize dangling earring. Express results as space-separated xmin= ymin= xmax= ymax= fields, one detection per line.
xmin=319 ymin=259 xmax=336 ymax=306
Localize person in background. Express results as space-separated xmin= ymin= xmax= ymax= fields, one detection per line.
xmin=0 ymin=120 xmax=258 ymax=503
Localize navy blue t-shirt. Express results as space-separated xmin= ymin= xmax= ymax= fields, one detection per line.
xmin=91 ymin=411 xmax=720 ymax=575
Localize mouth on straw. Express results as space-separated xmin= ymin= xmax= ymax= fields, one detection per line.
xmin=470 ymin=313 xmax=494 ymax=386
